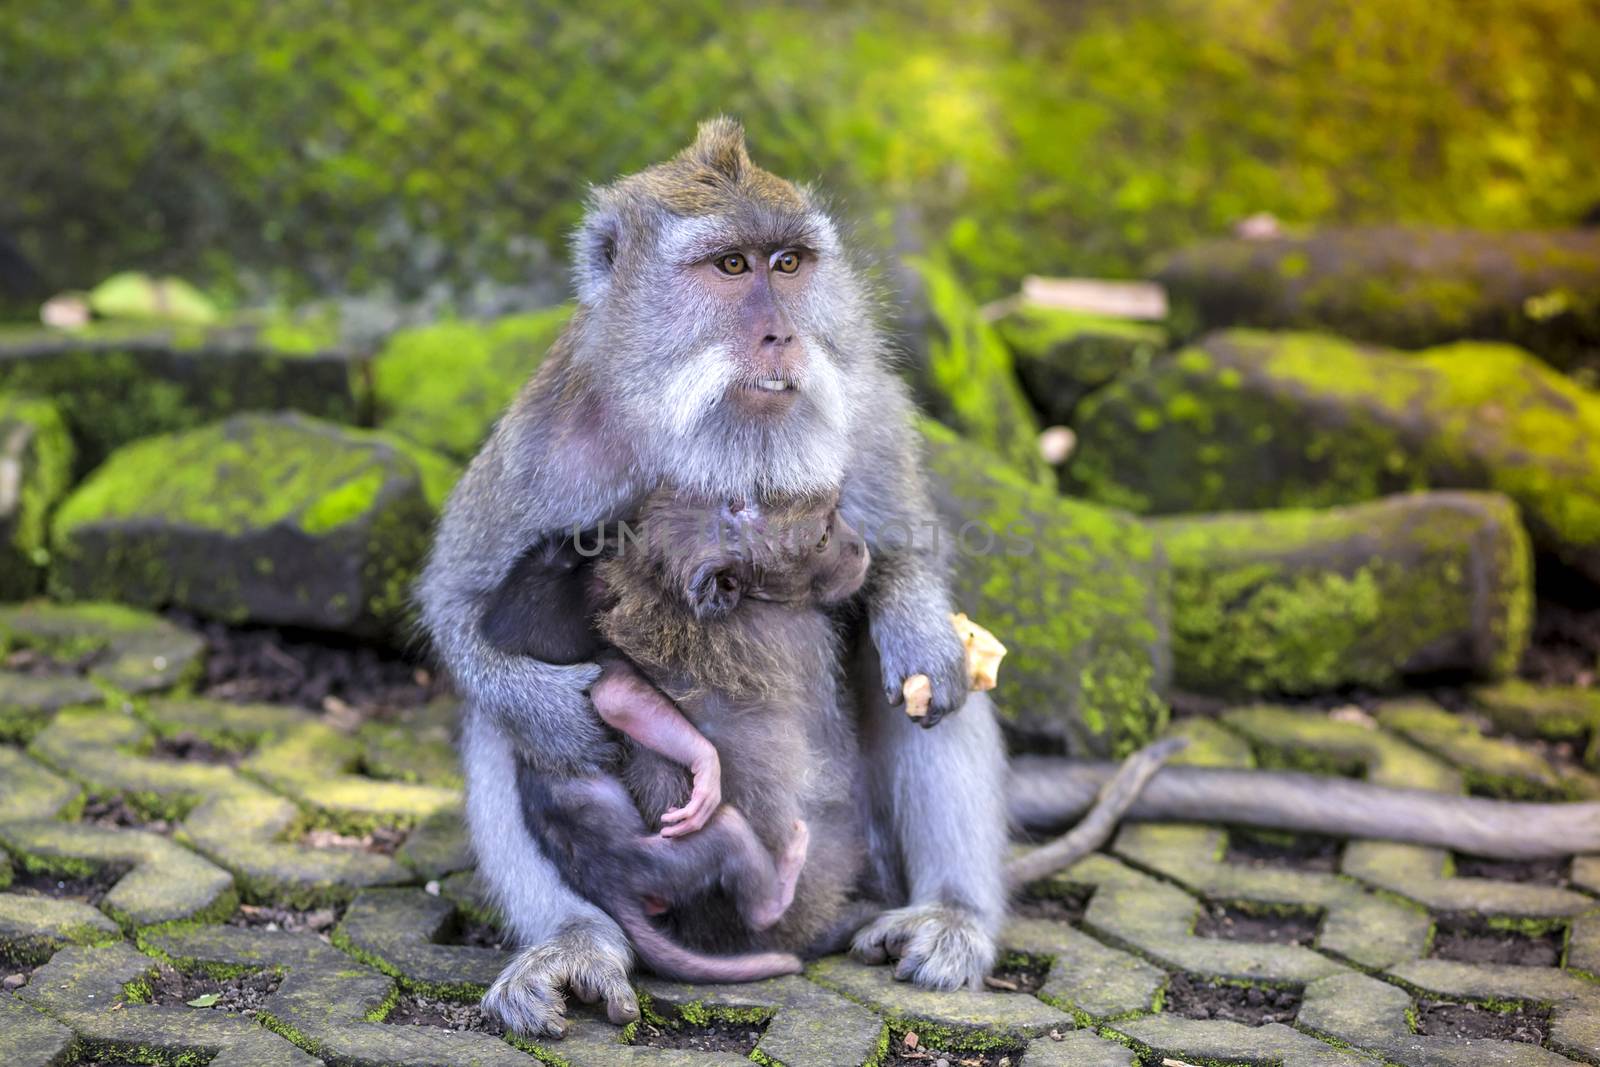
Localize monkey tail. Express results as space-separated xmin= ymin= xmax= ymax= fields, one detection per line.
xmin=1005 ymin=737 xmax=1188 ymax=889
xmin=611 ymin=904 xmax=803 ymax=983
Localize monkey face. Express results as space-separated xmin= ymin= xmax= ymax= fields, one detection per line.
xmin=568 ymin=120 xmax=861 ymax=498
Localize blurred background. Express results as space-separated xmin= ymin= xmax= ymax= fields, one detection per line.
xmin=3 ymin=0 xmax=1598 ymax=312
xmin=2 ymin=0 xmax=1599 ymax=764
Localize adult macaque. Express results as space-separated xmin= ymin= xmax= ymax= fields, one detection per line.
xmin=418 ymin=118 xmax=1006 ymax=1037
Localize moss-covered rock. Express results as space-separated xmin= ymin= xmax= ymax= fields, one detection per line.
xmin=49 ymin=413 xmax=459 ymax=638
xmin=1155 ymin=227 xmax=1600 ymax=373
xmin=920 ymin=421 xmax=1169 ymax=756
xmin=371 ymin=306 xmax=572 ymax=460
xmin=1151 ymin=492 xmax=1532 ymax=695
xmin=0 ymin=393 xmax=73 ymax=598
xmin=910 ymin=260 xmax=1053 ymax=486
xmin=0 ymin=322 xmax=368 ymax=469
xmin=994 ymin=306 xmax=1168 ymax=426
xmin=1068 ymin=330 xmax=1600 ymax=583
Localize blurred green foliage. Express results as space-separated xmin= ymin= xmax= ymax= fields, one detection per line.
xmin=2 ymin=0 xmax=1597 ymax=304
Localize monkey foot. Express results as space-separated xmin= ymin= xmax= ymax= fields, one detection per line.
xmin=850 ymin=902 xmax=996 ymax=992
xmin=480 ymin=917 xmax=638 ymax=1039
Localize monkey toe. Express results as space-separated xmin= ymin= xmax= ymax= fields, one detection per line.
xmin=849 ymin=903 xmax=994 ymax=992
xmin=481 ymin=918 xmax=637 ymax=1037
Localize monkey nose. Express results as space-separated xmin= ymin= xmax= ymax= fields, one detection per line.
xmin=762 ymin=333 xmax=795 ymax=346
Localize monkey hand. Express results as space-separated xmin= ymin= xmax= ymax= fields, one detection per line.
xmin=874 ymin=612 xmax=968 ymax=728
xmin=480 ymin=916 xmax=638 ymax=1039
xmin=659 ymin=748 xmax=721 ymax=838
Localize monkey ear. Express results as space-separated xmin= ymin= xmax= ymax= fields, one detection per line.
xmin=572 ymin=206 xmax=620 ymax=305
xmin=686 ymin=563 xmax=742 ymax=619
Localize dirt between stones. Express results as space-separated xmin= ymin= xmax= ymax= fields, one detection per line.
xmin=882 ymin=1028 xmax=1024 ymax=1066
xmin=1194 ymin=902 xmax=1320 ymax=947
xmin=1224 ymin=831 xmax=1341 ymax=873
xmin=384 ymin=990 xmax=505 ymax=1034
xmin=8 ymin=864 xmax=127 ymax=905
xmin=1430 ymin=915 xmax=1564 ymax=967
xmin=1453 ymin=853 xmax=1572 ymax=887
xmin=81 ymin=794 xmax=176 ymax=835
xmin=1161 ymin=972 xmax=1301 ymax=1026
xmin=1416 ymin=999 xmax=1550 ymax=1044
xmin=170 ymin=612 xmax=441 ymax=713
xmin=143 ymin=962 xmax=284 ymax=1017
xmin=629 ymin=1014 xmax=768 ymax=1054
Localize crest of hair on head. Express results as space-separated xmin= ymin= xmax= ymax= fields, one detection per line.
xmin=681 ymin=116 xmax=751 ymax=183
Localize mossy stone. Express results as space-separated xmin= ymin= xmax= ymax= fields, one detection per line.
xmin=49 ymin=412 xmax=460 ymax=638
xmin=371 ymin=306 xmax=573 ymax=460
xmin=994 ymin=305 xmax=1168 ymax=425
xmin=1151 ymin=491 xmax=1532 ymax=695
xmin=1156 ymin=226 xmax=1600 ymax=373
xmin=921 ymin=421 xmax=1169 ymax=756
xmin=0 ymin=392 xmax=73 ymax=599
xmin=0 ymin=322 xmax=369 ymax=470
xmin=1069 ymin=330 xmax=1600 ymax=583
xmin=910 ymin=259 xmax=1053 ymax=486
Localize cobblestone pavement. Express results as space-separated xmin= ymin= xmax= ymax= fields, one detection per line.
xmin=2 ymin=603 xmax=1598 ymax=1065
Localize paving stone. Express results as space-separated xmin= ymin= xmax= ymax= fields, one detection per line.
xmin=182 ymin=791 xmax=412 ymax=908
xmin=146 ymin=924 xmax=534 ymax=1066
xmin=141 ymin=696 xmax=314 ymax=750
xmin=336 ymin=888 xmax=507 ymax=997
xmin=0 ymin=993 xmax=75 ymax=1067
xmin=1301 ymin=970 xmax=1579 ymax=1067
xmin=639 ymin=973 xmax=885 ymax=1067
xmin=0 ymin=746 xmax=79 ymax=820
xmin=1342 ymin=841 xmax=1597 ymax=919
xmin=0 ymin=600 xmax=205 ymax=695
xmin=808 ymin=956 xmax=1074 ymax=1036
xmin=1472 ymin=682 xmax=1600 ymax=750
xmin=1003 ymin=917 xmax=1164 ymax=1019
xmin=1377 ymin=699 xmax=1600 ymax=799
xmin=357 ymin=698 xmax=464 ymax=789
xmin=243 ymin=719 xmax=460 ymax=833
xmin=0 ymin=819 xmax=234 ymax=931
xmin=1021 ymin=1028 xmax=1138 ymax=1066
xmin=1223 ymin=704 xmax=1463 ymax=790
xmin=1113 ymin=1015 xmax=1378 ymax=1065
xmin=28 ymin=706 xmax=254 ymax=820
xmin=17 ymin=941 xmax=317 ymax=1065
xmin=0 ymin=673 xmax=102 ymax=742
xmin=0 ymin=892 xmax=121 ymax=964
xmin=1389 ymin=959 xmax=1600 ymax=1064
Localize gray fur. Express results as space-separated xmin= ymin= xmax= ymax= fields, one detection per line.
xmin=416 ymin=118 xmax=1004 ymax=1038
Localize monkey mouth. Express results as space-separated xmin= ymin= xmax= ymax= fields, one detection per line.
xmin=754 ymin=379 xmax=794 ymax=392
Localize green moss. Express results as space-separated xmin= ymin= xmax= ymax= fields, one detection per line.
xmin=1159 ymin=229 xmax=1600 ymax=369
xmin=1154 ymin=494 xmax=1530 ymax=695
xmin=921 ymin=420 xmax=1168 ymax=755
xmin=0 ymin=393 xmax=74 ymax=598
xmin=996 ymin=305 xmax=1169 ymax=429
xmin=0 ymin=326 xmax=363 ymax=470
xmin=372 ymin=306 xmax=573 ymax=460
xmin=912 ymin=259 xmax=1052 ymax=486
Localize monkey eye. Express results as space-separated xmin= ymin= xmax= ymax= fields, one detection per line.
xmin=716 ymin=253 xmax=750 ymax=275
xmin=773 ymin=250 xmax=802 ymax=274
xmin=815 ymin=526 xmax=830 ymax=551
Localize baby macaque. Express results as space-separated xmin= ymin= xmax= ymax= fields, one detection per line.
xmin=483 ymin=488 xmax=871 ymax=981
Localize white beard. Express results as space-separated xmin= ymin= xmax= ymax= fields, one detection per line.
xmin=639 ymin=344 xmax=852 ymax=498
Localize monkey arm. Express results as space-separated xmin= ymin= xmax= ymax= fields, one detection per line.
xmin=839 ymin=371 xmax=968 ymax=727
xmin=1009 ymin=756 xmax=1600 ymax=860
xmin=589 ymin=660 xmax=722 ymax=837
xmin=418 ymin=398 xmax=642 ymax=774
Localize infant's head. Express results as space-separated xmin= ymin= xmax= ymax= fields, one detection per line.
xmin=630 ymin=489 xmax=870 ymax=619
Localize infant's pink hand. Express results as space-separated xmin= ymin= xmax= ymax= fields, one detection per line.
xmin=658 ymin=754 xmax=721 ymax=838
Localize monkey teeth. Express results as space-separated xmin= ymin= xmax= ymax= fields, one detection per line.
xmin=756 ymin=379 xmax=793 ymax=392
